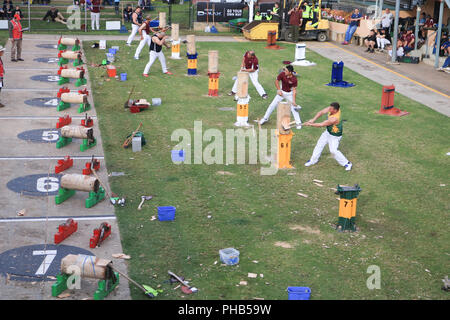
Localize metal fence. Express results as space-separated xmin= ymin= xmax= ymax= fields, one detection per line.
xmin=5 ymin=1 xmax=194 ymax=33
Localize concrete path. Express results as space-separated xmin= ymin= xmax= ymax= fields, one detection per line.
xmin=306 ymin=41 xmax=450 ymax=117
xmin=0 ymin=36 xmax=131 ymax=300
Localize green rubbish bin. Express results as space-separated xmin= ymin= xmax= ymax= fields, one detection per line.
xmin=336 ymin=184 xmax=361 ymax=232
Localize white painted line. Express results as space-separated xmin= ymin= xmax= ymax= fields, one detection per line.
xmin=0 ymin=116 xmax=97 ymax=120
xmin=0 ymin=156 xmax=104 ymax=160
xmin=3 ymin=89 xmax=73 ymax=92
xmin=0 ymin=215 xmax=116 ymax=223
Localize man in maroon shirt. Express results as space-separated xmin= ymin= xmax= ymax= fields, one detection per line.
xmin=228 ymin=50 xmax=268 ymax=99
xmin=288 ymin=6 xmax=302 ymax=42
xmin=259 ymin=65 xmax=302 ymax=129
xmin=0 ymin=45 xmax=4 ymax=108
xmin=90 ymin=0 xmax=101 ymax=30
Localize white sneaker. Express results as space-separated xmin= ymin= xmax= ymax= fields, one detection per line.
xmin=304 ymin=160 xmax=316 ymax=167
xmin=345 ymin=162 xmax=353 ymax=171
xmin=134 ymin=56 xmax=139 ymax=60
xmin=259 ymin=118 xmax=268 ymax=125
xmin=126 ymin=43 xmax=131 ymax=47
xmin=296 ymin=122 xmax=302 ymax=130
xmin=292 ymin=105 xmax=302 ymax=111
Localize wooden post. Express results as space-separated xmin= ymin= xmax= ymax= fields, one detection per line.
xmin=60 ymin=173 xmax=100 ymax=192
xmin=159 ymin=12 xmax=166 ymax=29
xmin=208 ymin=50 xmax=219 ymax=74
xmin=236 ymin=71 xmax=248 ymax=98
xmin=276 ymin=102 xmax=294 ymax=169
xmin=186 ymin=35 xmax=196 ymax=55
xmin=171 ymin=23 xmax=179 ymax=41
xmin=234 ymin=72 xmax=250 ymax=127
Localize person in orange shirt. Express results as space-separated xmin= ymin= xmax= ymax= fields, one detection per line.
xmin=9 ymin=14 xmax=23 ymax=62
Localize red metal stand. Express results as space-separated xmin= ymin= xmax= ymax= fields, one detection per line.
xmin=89 ymin=222 xmax=111 ymax=248
xmin=378 ymin=85 xmax=409 ymax=116
xmin=82 ymin=157 xmax=100 ymax=175
xmin=57 ymin=87 xmax=70 ymax=98
xmin=208 ymin=72 xmax=220 ymax=97
xmin=78 ymin=88 xmax=89 ymax=96
xmin=56 ymin=115 xmax=72 ymax=129
xmin=81 ymin=114 xmax=93 ymax=127
xmin=54 ymin=218 xmax=78 ymax=244
xmin=55 ymin=156 xmax=73 ymax=174
xmin=129 ymin=105 xmax=149 ymax=113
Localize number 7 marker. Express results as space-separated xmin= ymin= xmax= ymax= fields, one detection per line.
xmin=33 ymin=250 xmax=57 ymax=275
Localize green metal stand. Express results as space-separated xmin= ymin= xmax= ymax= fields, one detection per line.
xmin=77 ymin=102 xmax=91 ymax=113
xmin=336 ymin=217 xmax=357 ymax=232
xmin=75 ymin=78 xmax=87 ymax=87
xmin=73 ymin=59 xmax=83 ymax=67
xmin=58 ymin=58 xmax=69 ymax=66
xmin=80 ymin=138 xmax=96 ymax=152
xmin=58 ymin=77 xmax=69 ymax=85
xmin=56 ymin=136 xmax=72 ymax=149
xmin=52 ymin=273 xmax=70 ymax=297
xmin=93 ymin=272 xmax=119 ymax=300
xmin=55 ymin=188 xmax=76 ymax=205
xmin=85 ymin=187 xmax=105 ymax=208
xmin=57 ymin=101 xmax=71 ymax=111
xmin=58 ymin=44 xmax=67 ymax=51
xmin=72 ymin=44 xmax=80 ymax=51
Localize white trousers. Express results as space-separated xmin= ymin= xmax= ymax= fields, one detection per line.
xmin=262 ymin=90 xmax=301 ymax=125
xmin=144 ymin=50 xmax=167 ymax=74
xmin=376 ymin=38 xmax=391 ymax=49
xmin=232 ymin=70 xmax=266 ymax=96
xmin=127 ymin=24 xmax=140 ymax=44
xmin=91 ymin=12 xmax=100 ymax=30
xmin=134 ymin=30 xmax=150 ymax=58
xmin=309 ymin=130 xmax=349 ymax=166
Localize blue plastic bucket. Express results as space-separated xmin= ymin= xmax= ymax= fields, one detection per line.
xmin=108 ymin=48 xmax=117 ymax=55
xmin=120 ymin=73 xmax=127 ymax=81
xmin=157 ymin=206 xmax=176 ymax=221
xmin=150 ymin=20 xmax=159 ymax=27
xmin=287 ymin=287 xmax=311 ymax=300
xmin=171 ymin=150 xmax=184 ymax=162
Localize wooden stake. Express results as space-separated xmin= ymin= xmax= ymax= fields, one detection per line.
xmin=186 ymin=35 xmax=196 ymax=55
xmin=236 ymin=71 xmax=248 ymax=98
xmin=208 ymin=50 xmax=219 ymax=73
xmin=171 ymin=23 xmax=179 ymax=41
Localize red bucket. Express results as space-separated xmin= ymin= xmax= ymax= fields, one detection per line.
xmin=106 ymin=65 xmax=116 ymax=77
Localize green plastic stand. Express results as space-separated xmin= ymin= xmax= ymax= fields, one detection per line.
xmin=58 ymin=58 xmax=69 ymax=66
xmin=75 ymin=78 xmax=87 ymax=87
xmin=56 ymin=136 xmax=72 ymax=149
xmin=57 ymin=101 xmax=71 ymax=111
xmin=85 ymin=187 xmax=105 ymax=208
xmin=55 ymin=188 xmax=76 ymax=204
xmin=73 ymin=59 xmax=83 ymax=67
xmin=93 ymin=272 xmax=119 ymax=300
xmin=58 ymin=77 xmax=69 ymax=85
xmin=58 ymin=44 xmax=67 ymax=51
xmin=52 ymin=273 xmax=70 ymax=297
xmin=80 ymin=138 xmax=96 ymax=152
xmin=77 ymin=102 xmax=91 ymax=113
xmin=72 ymin=44 xmax=80 ymax=51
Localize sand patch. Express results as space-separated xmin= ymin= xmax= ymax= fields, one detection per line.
xmin=274 ymin=241 xmax=294 ymax=249
xmin=290 ymin=225 xmax=321 ymax=235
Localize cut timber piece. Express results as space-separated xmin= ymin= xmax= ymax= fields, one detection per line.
xmin=277 ymin=102 xmax=291 ymax=135
xmin=60 ymin=38 xmax=79 ymax=46
xmin=208 ymin=50 xmax=219 ymax=73
xmin=61 ymin=68 xmax=84 ymax=79
xmin=159 ymin=12 xmax=166 ymax=28
xmin=60 ymin=254 xmax=111 ymax=280
xmin=61 ymin=92 xmax=87 ymax=104
xmin=236 ymin=71 xmax=249 ymax=98
xmin=297 ymin=192 xmax=308 ymax=198
xmin=60 ymin=173 xmax=99 ymax=192
xmin=171 ymin=23 xmax=179 ymax=41
xmin=186 ymin=35 xmax=196 ymax=55
xmin=61 ymin=51 xmax=81 ymax=60
xmin=60 ymin=125 xmax=93 ymax=140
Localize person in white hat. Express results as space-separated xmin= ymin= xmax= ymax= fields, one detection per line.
xmin=0 ymin=45 xmax=5 ymax=108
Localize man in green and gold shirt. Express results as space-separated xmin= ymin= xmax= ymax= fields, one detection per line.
xmin=303 ymin=102 xmax=352 ymax=171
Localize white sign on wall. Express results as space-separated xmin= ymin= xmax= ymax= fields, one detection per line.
xmin=106 ymin=21 xmax=121 ymax=31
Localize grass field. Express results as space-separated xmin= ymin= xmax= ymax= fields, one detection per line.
xmin=83 ymin=40 xmax=449 ymax=300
